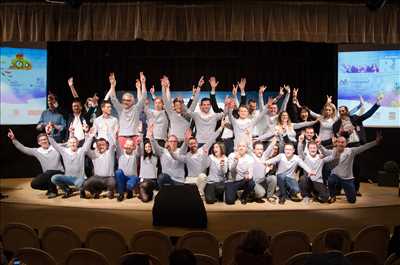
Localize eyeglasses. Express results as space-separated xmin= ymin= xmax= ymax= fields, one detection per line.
xmin=122 ymin=99 xmax=132 ymax=102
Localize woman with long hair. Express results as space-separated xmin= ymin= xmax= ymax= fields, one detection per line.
xmin=138 ymin=139 xmax=159 ymax=202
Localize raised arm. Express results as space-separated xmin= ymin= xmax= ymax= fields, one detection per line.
xmin=258 ymin=85 xmax=266 ymax=111
xmin=8 ymin=129 xmax=36 ymax=156
xmin=293 ymin=120 xmax=318 ymax=130
xmin=296 ymin=157 xmax=313 ymax=174
xmin=187 ymin=76 xmax=204 ymax=113
xmin=148 ymin=125 xmax=164 ymax=156
xmin=265 ymin=153 xmax=282 ymax=165
xmin=297 ymin=134 xmax=306 ymax=159
xmin=279 ymin=85 xmax=291 ymax=112
xmin=108 ymin=73 xmax=123 ymax=114
xmin=353 ymin=101 xmax=380 ymax=123
xmin=262 ymin=138 xmax=277 ymax=160
xmin=67 ymin=77 xmax=79 ymax=98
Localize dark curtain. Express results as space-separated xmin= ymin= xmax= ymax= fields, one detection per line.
xmin=1 ymin=2 xmax=399 ymax=43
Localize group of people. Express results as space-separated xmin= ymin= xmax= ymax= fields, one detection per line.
xmin=8 ymin=72 xmax=383 ymax=205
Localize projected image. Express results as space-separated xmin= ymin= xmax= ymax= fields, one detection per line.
xmin=338 ymin=50 xmax=400 ymax=128
xmin=1 ymin=47 xmax=47 ymax=125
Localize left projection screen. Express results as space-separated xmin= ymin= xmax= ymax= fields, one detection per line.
xmin=1 ymin=47 xmax=47 ymax=125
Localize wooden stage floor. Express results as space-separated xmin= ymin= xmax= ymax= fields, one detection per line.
xmin=1 ymin=178 xmax=399 ymax=241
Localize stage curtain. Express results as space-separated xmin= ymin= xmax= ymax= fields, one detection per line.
xmin=1 ymin=1 xmax=399 ymax=43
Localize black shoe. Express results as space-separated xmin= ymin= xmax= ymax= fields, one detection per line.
xmin=240 ymin=198 xmax=247 ymax=205
xmin=126 ymin=190 xmax=133 ymax=199
xmin=61 ymin=189 xmax=73 ymax=199
xmin=108 ymin=191 xmax=114 ymax=199
xmin=278 ymin=197 xmax=286 ymax=204
xmin=255 ymin=198 xmax=265 ymax=203
xmin=356 ymin=191 xmax=362 ymax=197
xmin=291 ymin=193 xmax=303 ymax=202
xmin=117 ymin=194 xmax=124 ymax=202
xmin=93 ymin=193 xmax=100 ymax=199
xmin=80 ymin=190 xmax=86 ymax=199
xmin=328 ymin=196 xmax=336 ymax=204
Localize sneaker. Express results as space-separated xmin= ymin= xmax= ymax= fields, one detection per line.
xmin=291 ymin=193 xmax=303 ymax=202
xmin=47 ymin=192 xmax=58 ymax=199
xmin=267 ymin=197 xmax=277 ymax=204
xmin=254 ymin=198 xmax=265 ymax=203
xmin=80 ymin=190 xmax=86 ymax=199
xmin=328 ymin=196 xmax=336 ymax=204
xmin=356 ymin=191 xmax=362 ymax=197
xmin=117 ymin=194 xmax=124 ymax=202
xmin=61 ymin=189 xmax=73 ymax=199
xmin=278 ymin=197 xmax=286 ymax=204
xmin=126 ymin=190 xmax=133 ymax=199
xmin=240 ymin=198 xmax=248 ymax=205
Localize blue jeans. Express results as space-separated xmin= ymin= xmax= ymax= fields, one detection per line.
xmin=115 ymin=169 xmax=140 ymax=194
xmin=225 ymin=179 xmax=255 ymax=205
xmin=277 ymin=174 xmax=300 ymax=199
xmin=328 ymin=174 xmax=356 ymax=203
xmin=51 ymin=174 xmax=85 ymax=192
xmin=158 ymin=173 xmax=184 ymax=187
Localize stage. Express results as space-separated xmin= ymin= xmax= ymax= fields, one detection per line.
xmin=1 ymin=178 xmax=399 ymax=241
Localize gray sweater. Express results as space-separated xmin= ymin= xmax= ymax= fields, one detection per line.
xmin=110 ymin=92 xmax=146 ymax=136
xmin=265 ymin=153 xmax=312 ymax=179
xmin=145 ymin=108 xmax=169 ymax=140
xmin=49 ymin=136 xmax=93 ymax=177
xmin=205 ymin=155 xmax=228 ymax=183
xmin=12 ymin=139 xmax=64 ymax=172
xmin=87 ymin=146 xmax=116 ymax=177
xmin=228 ymin=153 xmax=254 ymax=182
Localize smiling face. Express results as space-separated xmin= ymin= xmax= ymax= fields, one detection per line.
xmin=238 ymin=106 xmax=249 ymax=119
xmin=124 ymin=139 xmax=135 ymax=155
xmin=279 ymin=111 xmax=290 ymax=124
xmin=200 ymin=99 xmax=211 ymax=113
xmin=336 ymin=136 xmax=347 ymax=152
xmin=300 ymin=109 xmax=309 ymax=121
xmin=188 ymin=138 xmax=198 ymax=153
xmin=213 ymin=143 xmax=223 ymax=157
xmin=253 ymin=143 xmax=264 ymax=157
xmin=338 ymin=106 xmax=349 ymax=119
xmin=68 ymin=137 xmax=79 ymax=152
xmin=72 ymin=101 xmax=82 ymax=115
xmin=121 ymin=93 xmax=134 ymax=109
xmin=154 ymin=97 xmax=164 ymax=111
xmin=284 ymin=144 xmax=295 ymax=158
xmin=268 ymin=104 xmax=278 ymax=115
xmin=167 ymin=135 xmax=178 ymax=151
xmin=144 ymin=142 xmax=153 ymax=155
xmin=237 ymin=142 xmax=248 ymax=156
xmin=323 ymin=104 xmax=335 ymax=118
xmin=102 ymin=102 xmax=112 ymax=116
xmin=305 ymin=127 xmax=315 ymax=141
xmin=37 ymin=135 xmax=49 ymax=149
xmin=173 ymin=100 xmax=183 ymax=114
xmin=96 ymin=139 xmax=109 ymax=154
xmin=248 ymin=101 xmax=257 ymax=113
xmin=308 ymin=142 xmax=318 ymax=156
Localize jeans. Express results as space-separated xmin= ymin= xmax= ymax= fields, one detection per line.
xmin=225 ymin=179 xmax=255 ymax=204
xmin=31 ymin=170 xmax=63 ymax=193
xmin=158 ymin=173 xmax=184 ymax=187
xmin=328 ymin=174 xmax=356 ymax=203
xmin=276 ymin=174 xmax=300 ymax=199
xmin=51 ymin=174 xmax=85 ymax=193
xmin=204 ymin=182 xmax=225 ymax=204
xmin=115 ymin=169 xmax=140 ymax=194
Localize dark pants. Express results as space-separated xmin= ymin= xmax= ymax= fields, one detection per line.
xmin=138 ymin=179 xmax=158 ymax=202
xmin=223 ymin=138 xmax=234 ymax=157
xmin=277 ymin=174 xmax=300 ymax=199
xmin=31 ymin=170 xmax=63 ymax=193
xmin=205 ymin=182 xmax=225 ymax=204
xmin=347 ymin=142 xmax=361 ymax=192
xmin=158 ymin=173 xmax=184 ymax=187
xmin=328 ymin=174 xmax=356 ymax=203
xmin=299 ymin=176 xmax=329 ymax=203
xmin=225 ymin=179 xmax=255 ymax=205
xmin=82 ymin=175 xmax=116 ymax=195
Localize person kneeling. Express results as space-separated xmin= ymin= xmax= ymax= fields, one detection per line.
xmin=82 ymin=137 xmax=116 ymax=199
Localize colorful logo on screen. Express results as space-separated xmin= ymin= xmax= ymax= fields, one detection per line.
xmin=9 ymin=54 xmax=32 ymax=70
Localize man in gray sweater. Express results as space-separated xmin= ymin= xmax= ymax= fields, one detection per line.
xmin=8 ymin=129 xmax=64 ymax=198
xmin=49 ymin=125 xmax=95 ymax=198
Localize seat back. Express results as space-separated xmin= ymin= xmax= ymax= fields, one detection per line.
xmin=17 ymin=247 xmax=57 ymax=265
xmin=2 ymin=223 xmax=40 ymax=255
xmin=353 ymin=225 xmax=390 ymax=264
xmin=284 ymin=252 xmax=312 ymax=265
xmin=119 ymin=252 xmax=162 ymax=265
xmin=130 ymin=230 xmax=172 ymax=265
xmin=41 ymin=225 xmax=82 ymax=264
xmin=176 ymin=231 xmax=219 ymax=259
xmin=221 ymin=231 xmax=247 ymax=265
xmin=85 ymin=227 xmax=128 ymax=265
xmin=385 ymin=253 xmax=400 ymax=265
xmin=270 ymin=230 xmax=311 ymax=265
xmin=65 ymin=248 xmax=111 ymax=265
xmin=345 ymin=250 xmax=380 ymax=265
xmin=195 ymin=254 xmax=219 ymax=265
xmin=312 ymin=228 xmax=352 ymax=254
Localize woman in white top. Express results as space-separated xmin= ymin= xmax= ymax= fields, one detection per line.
xmin=203 ymin=142 xmax=228 ymax=204
xmin=138 ymin=139 xmax=159 ymax=202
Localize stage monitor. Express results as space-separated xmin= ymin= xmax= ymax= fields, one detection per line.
xmin=1 ymin=47 xmax=47 ymax=125
xmin=338 ymin=49 xmax=400 ymax=128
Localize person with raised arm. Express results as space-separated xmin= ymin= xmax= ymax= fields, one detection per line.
xmin=297 ymin=134 xmax=337 ymax=203
xmin=36 ymin=94 xmax=66 ymax=143
xmin=137 ymin=135 xmax=159 ymax=202
xmin=225 ymin=140 xmax=256 ymax=205
xmin=209 ymin=77 xmax=243 ymax=155
xmin=168 ymin=120 xmax=225 ymax=196
xmin=7 ymin=129 xmax=64 ymax=198
xmin=106 ymin=72 xmax=147 ymax=148
xmin=145 ymin=83 xmax=169 ymax=146
xmin=203 ymin=142 xmax=228 ymax=204
xmin=251 ymin=139 xmax=278 ymax=203
xmin=148 ymin=124 xmax=187 ymax=186
xmin=265 ymin=142 xmax=316 ymax=204
xmin=162 ymin=76 xmax=202 ymax=144
xmin=48 ymin=124 xmax=95 ymax=198
xmin=322 ymin=132 xmax=383 ymax=204
xmin=92 ymin=99 xmax=119 ymax=143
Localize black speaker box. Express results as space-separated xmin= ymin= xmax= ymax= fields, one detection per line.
xmin=152 ymin=184 xmax=207 ymax=228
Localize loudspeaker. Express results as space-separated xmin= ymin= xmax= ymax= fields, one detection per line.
xmin=152 ymin=184 xmax=207 ymax=228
